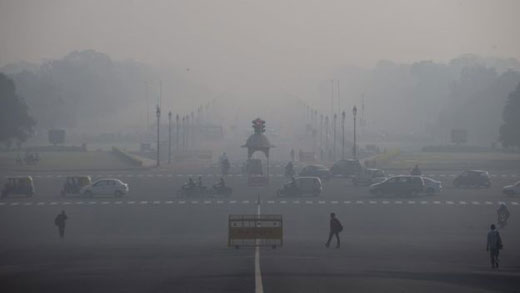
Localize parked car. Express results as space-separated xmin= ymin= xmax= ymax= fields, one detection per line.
xmin=369 ymin=176 xmax=424 ymax=196
xmin=453 ymin=170 xmax=491 ymax=188
xmin=330 ymin=159 xmax=362 ymax=177
xmin=277 ymin=177 xmax=322 ymax=197
xmin=422 ymin=177 xmax=442 ymax=195
xmin=352 ymin=168 xmax=386 ymax=186
xmin=503 ymin=181 xmax=520 ymax=195
xmin=299 ymin=165 xmax=331 ymax=180
xmin=80 ymin=179 xmax=129 ymax=197
xmin=1 ymin=176 xmax=34 ymax=198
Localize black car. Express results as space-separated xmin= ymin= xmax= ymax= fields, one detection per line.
xmin=453 ymin=170 xmax=491 ymax=188
xmin=330 ymin=159 xmax=362 ymax=177
xmin=369 ymin=176 xmax=424 ymax=196
xmin=299 ymin=165 xmax=331 ymax=181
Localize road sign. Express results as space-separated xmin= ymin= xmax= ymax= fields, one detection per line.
xmin=228 ymin=215 xmax=283 ymax=248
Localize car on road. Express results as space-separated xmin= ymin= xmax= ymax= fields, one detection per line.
xmin=330 ymin=159 xmax=362 ymax=177
xmin=503 ymin=181 xmax=520 ymax=195
xmin=453 ymin=170 xmax=491 ymax=188
xmin=277 ymin=177 xmax=322 ymax=197
xmin=369 ymin=175 xmax=424 ymax=196
xmin=299 ymin=164 xmax=331 ymax=180
xmin=80 ymin=178 xmax=129 ymax=197
xmin=422 ymin=177 xmax=442 ymax=195
xmin=352 ymin=168 xmax=386 ymax=186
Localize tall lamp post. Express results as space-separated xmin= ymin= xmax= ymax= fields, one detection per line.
xmin=341 ymin=111 xmax=345 ymax=159
xmin=168 ymin=111 xmax=172 ymax=164
xmin=333 ymin=114 xmax=337 ymax=161
xmin=353 ymin=105 xmax=357 ymax=159
xmin=176 ymin=114 xmax=180 ymax=153
xmin=156 ymin=105 xmax=161 ymax=167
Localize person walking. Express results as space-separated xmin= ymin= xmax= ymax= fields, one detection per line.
xmin=325 ymin=212 xmax=343 ymax=248
xmin=54 ymin=210 xmax=68 ymax=239
xmin=486 ymin=224 xmax=503 ymax=269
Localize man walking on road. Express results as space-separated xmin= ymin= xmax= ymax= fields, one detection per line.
xmin=486 ymin=224 xmax=503 ymax=268
xmin=325 ymin=212 xmax=343 ymax=248
xmin=54 ymin=210 xmax=68 ymax=239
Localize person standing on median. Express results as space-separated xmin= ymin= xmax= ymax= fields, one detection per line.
xmin=486 ymin=224 xmax=503 ymax=269
xmin=54 ymin=210 xmax=68 ymax=239
xmin=325 ymin=212 xmax=343 ymax=248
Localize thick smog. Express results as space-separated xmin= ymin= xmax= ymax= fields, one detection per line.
xmin=0 ymin=1 xmax=519 ymax=292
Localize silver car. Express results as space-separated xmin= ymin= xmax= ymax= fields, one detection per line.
xmin=80 ymin=179 xmax=129 ymax=197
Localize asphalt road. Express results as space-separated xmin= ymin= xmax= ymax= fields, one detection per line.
xmin=1 ymin=169 xmax=519 ymax=292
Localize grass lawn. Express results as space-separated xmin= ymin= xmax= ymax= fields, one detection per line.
xmin=0 ymin=151 xmax=137 ymax=171
xmin=380 ymin=151 xmax=520 ymax=170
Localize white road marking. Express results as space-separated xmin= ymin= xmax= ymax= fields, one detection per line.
xmin=89 ymin=201 xmax=96 ymax=205
xmin=24 ymin=202 xmax=33 ymax=206
xmin=63 ymin=202 xmax=71 ymax=205
xmin=242 ymin=200 xmax=250 ymax=204
xmin=179 ymin=200 xmax=186 ymax=204
xmin=37 ymin=202 xmax=45 ymax=205
xmin=446 ymin=201 xmax=454 ymax=205
xmin=115 ymin=201 xmax=123 ymax=204
xmin=101 ymin=201 xmax=110 ymax=205
xmin=204 ymin=200 xmax=212 ymax=204
xmin=191 ymin=201 xmax=199 ymax=204
xmin=165 ymin=200 xmax=174 ymax=204
xmin=394 ymin=201 xmax=402 ymax=204
xmin=229 ymin=200 xmax=237 ymax=204
xmin=153 ymin=201 xmax=161 ymax=204
xmin=356 ymin=200 xmax=364 ymax=204
xmin=472 ymin=201 xmax=480 ymax=205
xmin=511 ymin=202 xmax=518 ymax=205
xmin=10 ymin=202 xmax=19 ymax=206
xmin=255 ymin=202 xmax=264 ymax=293
xmin=420 ymin=201 xmax=428 ymax=204
xmin=433 ymin=201 xmax=441 ymax=204
xmin=293 ymin=200 xmax=300 ymax=204
xmin=459 ymin=201 xmax=467 ymax=205
xmin=407 ymin=201 xmax=415 ymax=204
xmin=280 ymin=200 xmax=287 ymax=204
xmin=306 ymin=200 xmax=313 ymax=204
xmin=344 ymin=201 xmax=351 ymax=204
xmin=50 ymin=202 xmax=58 ymax=205
xmin=332 ymin=200 xmax=339 ymax=204
xmin=140 ymin=201 xmax=148 ymax=204
xmin=382 ymin=200 xmax=390 ymax=204
xmin=216 ymin=200 xmax=224 ymax=204
xmin=267 ymin=200 xmax=275 ymax=204
xmin=485 ymin=201 xmax=493 ymax=205
xmin=127 ymin=201 xmax=136 ymax=204
xmin=318 ymin=200 xmax=326 ymax=204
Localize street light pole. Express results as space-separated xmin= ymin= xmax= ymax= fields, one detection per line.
xmin=353 ymin=105 xmax=358 ymax=159
xmin=325 ymin=116 xmax=329 ymax=161
xmin=341 ymin=111 xmax=345 ymax=160
xmin=176 ymin=114 xmax=179 ymax=154
xmin=333 ymin=114 xmax=337 ymax=161
xmin=156 ymin=105 xmax=161 ymax=167
xmin=168 ymin=111 xmax=172 ymax=164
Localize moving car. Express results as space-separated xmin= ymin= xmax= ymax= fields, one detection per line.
xmin=80 ymin=179 xmax=129 ymax=197
xmin=61 ymin=176 xmax=92 ymax=196
xmin=1 ymin=176 xmax=34 ymax=198
xmin=299 ymin=164 xmax=331 ymax=180
xmin=422 ymin=177 xmax=442 ymax=195
xmin=277 ymin=177 xmax=322 ymax=197
xmin=453 ymin=170 xmax=491 ymax=188
xmin=503 ymin=181 xmax=520 ymax=195
xmin=330 ymin=159 xmax=362 ymax=177
xmin=369 ymin=176 xmax=424 ymax=196
xmin=352 ymin=168 xmax=386 ymax=186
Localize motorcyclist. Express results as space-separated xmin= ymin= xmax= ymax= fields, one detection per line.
xmin=285 ymin=161 xmax=295 ymax=178
xmin=214 ymin=177 xmax=226 ymax=189
xmin=410 ymin=164 xmax=422 ymax=176
xmin=497 ymin=203 xmax=510 ymax=225
xmin=184 ymin=177 xmax=196 ymax=190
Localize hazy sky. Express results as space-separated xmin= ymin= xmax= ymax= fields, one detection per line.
xmin=1 ymin=0 xmax=519 ymax=94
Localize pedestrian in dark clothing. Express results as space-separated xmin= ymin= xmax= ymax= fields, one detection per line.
xmin=55 ymin=210 xmax=68 ymax=238
xmin=486 ymin=224 xmax=503 ymax=268
xmin=325 ymin=212 xmax=343 ymax=248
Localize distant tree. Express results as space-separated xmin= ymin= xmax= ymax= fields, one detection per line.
xmin=499 ymin=82 xmax=520 ymax=148
xmin=0 ymin=73 xmax=35 ymax=144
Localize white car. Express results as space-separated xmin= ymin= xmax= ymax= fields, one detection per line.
xmin=80 ymin=179 xmax=129 ymax=197
xmin=503 ymin=181 xmax=520 ymax=195
xmin=422 ymin=177 xmax=442 ymax=194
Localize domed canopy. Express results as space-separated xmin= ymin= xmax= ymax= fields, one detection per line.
xmin=242 ymin=133 xmax=273 ymax=158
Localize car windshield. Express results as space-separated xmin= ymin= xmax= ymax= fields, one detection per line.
xmin=3 ymin=2 xmax=519 ymax=292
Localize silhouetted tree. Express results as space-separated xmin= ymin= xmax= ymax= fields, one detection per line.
xmin=499 ymin=82 xmax=520 ymax=148
xmin=0 ymin=73 xmax=35 ymax=145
